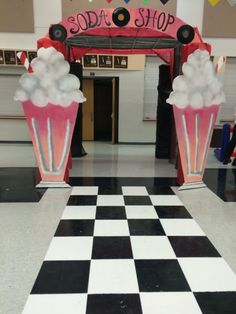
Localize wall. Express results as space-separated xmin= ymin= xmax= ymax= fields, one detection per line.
xmin=0 ymin=0 xmax=62 ymax=141
xmin=1 ymin=0 xmax=234 ymax=57
xmin=62 ymin=0 xmax=177 ymax=17
xmin=177 ymin=0 xmax=236 ymax=56
xmin=83 ymin=65 xmax=156 ymax=143
xmin=0 ymin=0 xmax=236 ymax=142
xmin=0 ymin=0 xmax=61 ymax=49
xmin=0 ymin=67 xmax=30 ymax=141
xmin=83 ymin=54 xmax=156 ymax=143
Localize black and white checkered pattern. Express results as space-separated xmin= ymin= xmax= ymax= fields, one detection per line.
xmin=22 ymin=186 xmax=236 ymax=314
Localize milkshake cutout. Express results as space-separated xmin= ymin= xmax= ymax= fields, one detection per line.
xmin=14 ymin=47 xmax=86 ymax=187
xmin=167 ymin=49 xmax=225 ymax=189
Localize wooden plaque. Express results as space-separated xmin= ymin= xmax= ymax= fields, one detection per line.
xmin=99 ymin=55 xmax=113 ymax=68
xmin=114 ymin=56 xmax=128 ymax=69
xmin=4 ymin=50 xmax=16 ymax=65
xmin=83 ymin=55 xmax=98 ymax=67
xmin=0 ymin=50 xmax=4 ymax=64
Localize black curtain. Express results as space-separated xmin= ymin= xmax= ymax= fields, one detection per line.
xmin=69 ymin=62 xmax=87 ymax=157
xmin=155 ymin=64 xmax=173 ymax=159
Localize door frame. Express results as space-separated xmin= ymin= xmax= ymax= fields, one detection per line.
xmin=83 ymin=76 xmax=119 ymax=144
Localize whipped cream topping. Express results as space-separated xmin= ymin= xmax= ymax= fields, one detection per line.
xmin=14 ymin=47 xmax=86 ymax=107
xmin=167 ymin=49 xmax=225 ymax=109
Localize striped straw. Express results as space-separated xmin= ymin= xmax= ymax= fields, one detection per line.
xmin=215 ymin=56 xmax=226 ymax=74
xmin=16 ymin=51 xmax=33 ymax=73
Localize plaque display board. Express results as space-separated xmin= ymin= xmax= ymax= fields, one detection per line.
xmin=62 ymin=0 xmax=177 ymax=18
xmin=0 ymin=49 xmax=37 ymax=66
xmin=202 ymin=0 xmax=236 ymax=38
xmin=0 ymin=0 xmax=34 ymax=33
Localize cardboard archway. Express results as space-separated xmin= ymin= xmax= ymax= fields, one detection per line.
xmin=38 ymin=8 xmax=207 ymax=74
xmin=34 ymin=7 xmax=212 ymax=188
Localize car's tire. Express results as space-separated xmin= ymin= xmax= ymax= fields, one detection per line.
xmin=49 ymin=24 xmax=67 ymax=42
xmin=177 ymin=25 xmax=195 ymax=44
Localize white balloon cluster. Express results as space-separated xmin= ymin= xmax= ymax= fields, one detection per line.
xmin=167 ymin=49 xmax=225 ymax=109
xmin=14 ymin=47 xmax=86 ymax=107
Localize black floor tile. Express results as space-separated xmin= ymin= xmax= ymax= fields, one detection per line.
xmin=94 ymin=177 xmax=120 ymax=186
xmin=68 ymin=173 xmax=236 ymax=203
xmin=92 ymin=178 xmax=122 ymax=195
xmin=98 ymin=185 xmax=122 ymax=195
xmin=0 ymin=167 xmax=46 ymax=203
xmin=124 ymin=196 xmax=152 ymax=206
xmin=96 ymin=206 xmax=126 ymax=220
xmin=55 ymin=220 xmax=94 ymax=236
xmin=69 ymin=176 xmax=177 ymax=189
xmin=31 ymin=261 xmax=90 ymax=294
xmin=69 ymin=177 xmax=96 ymax=186
xmin=67 ymin=195 xmax=97 ymax=206
xmin=146 ymin=186 xmax=175 ymax=195
xmin=114 ymin=177 xmax=178 ymax=187
xmin=194 ymin=292 xmax=236 ymax=314
xmin=135 ymin=259 xmax=190 ymax=292
xmin=169 ymin=236 xmax=221 ymax=257
xmin=155 ymin=206 xmax=192 ymax=219
xmin=128 ymin=219 xmax=165 ymax=236
xmin=86 ymin=294 xmax=143 ymax=314
xmin=204 ymin=168 xmax=236 ymax=202
xmin=92 ymin=237 xmax=133 ymax=259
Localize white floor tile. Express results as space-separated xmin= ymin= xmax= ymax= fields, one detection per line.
xmin=178 ymin=257 xmax=236 ymax=292
xmin=125 ymin=206 xmax=158 ymax=219
xmin=140 ymin=292 xmax=202 ymax=314
xmin=44 ymin=237 xmax=93 ymax=261
xmin=97 ymin=195 xmax=124 ymax=206
xmin=160 ymin=219 xmax=205 ymax=236
xmin=22 ymin=294 xmax=87 ymax=314
xmin=150 ymin=195 xmax=183 ymax=206
xmin=122 ymin=187 xmax=148 ymax=195
xmin=88 ymin=260 xmax=139 ymax=293
xmin=61 ymin=206 xmax=96 ymax=220
xmin=131 ymin=236 xmax=176 ymax=259
xmin=71 ymin=187 xmax=98 ymax=195
xmin=94 ymin=220 xmax=130 ymax=236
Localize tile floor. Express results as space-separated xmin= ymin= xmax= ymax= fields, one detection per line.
xmin=21 ymin=186 xmax=236 ymax=314
xmin=0 ymin=142 xmax=236 ymax=314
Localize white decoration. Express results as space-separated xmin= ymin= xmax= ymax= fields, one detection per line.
xmin=14 ymin=47 xmax=86 ymax=107
xmin=167 ymin=49 xmax=225 ymax=109
xmin=19 ymin=74 xmax=39 ymax=92
xmin=227 ymin=0 xmax=236 ymax=6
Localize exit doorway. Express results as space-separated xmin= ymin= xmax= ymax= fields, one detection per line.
xmin=82 ymin=77 xmax=119 ymax=144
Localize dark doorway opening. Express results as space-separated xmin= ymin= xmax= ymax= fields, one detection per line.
xmin=94 ymin=78 xmax=113 ymax=141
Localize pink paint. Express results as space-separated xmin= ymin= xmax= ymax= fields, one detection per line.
xmin=174 ymin=105 xmax=219 ymax=184
xmin=22 ymin=101 xmax=79 ymax=183
xmin=61 ymin=8 xmax=185 ymax=41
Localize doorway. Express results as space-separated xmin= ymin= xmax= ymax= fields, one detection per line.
xmin=82 ymin=77 xmax=119 ymax=144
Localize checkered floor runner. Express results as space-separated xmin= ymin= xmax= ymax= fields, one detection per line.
xmin=22 ymin=185 xmax=236 ymax=314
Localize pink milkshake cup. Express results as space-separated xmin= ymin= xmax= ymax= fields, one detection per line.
xmin=22 ymin=101 xmax=78 ymax=187
xmin=173 ymin=104 xmax=219 ymax=189
xmin=15 ymin=48 xmax=86 ymax=187
xmin=168 ymin=49 xmax=225 ymax=190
